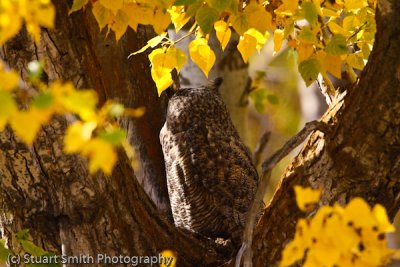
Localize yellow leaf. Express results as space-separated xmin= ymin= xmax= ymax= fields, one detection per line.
xmin=58 ymin=87 xmax=98 ymax=121
xmin=99 ymin=0 xmax=123 ymax=15
xmin=280 ymin=236 xmax=306 ymax=266
xmin=111 ymin=9 xmax=129 ymax=41
xmin=152 ymin=10 xmax=171 ymax=35
xmin=151 ymin=68 xmax=173 ymax=96
xmin=188 ymin=38 xmax=215 ymax=77
xmin=321 ymin=7 xmax=341 ymax=17
xmin=297 ymin=43 xmax=314 ymax=63
xmin=0 ymin=69 xmax=19 ymax=91
xmin=130 ymin=33 xmax=167 ymax=56
xmin=122 ymin=3 xmax=139 ymax=31
xmin=167 ymin=47 xmax=187 ymax=72
xmin=343 ymin=15 xmax=359 ymax=33
xmin=245 ymin=2 xmax=272 ymax=33
xmin=372 ymin=204 xmax=395 ymax=233
xmin=283 ymin=0 xmax=299 ymax=13
xmin=273 ymin=29 xmax=285 ymax=53
xmin=36 ymin=3 xmax=55 ymax=29
xmin=92 ymin=1 xmax=111 ymax=30
xmin=317 ymin=51 xmax=342 ymax=79
xmin=134 ymin=6 xmax=155 ymax=26
xmin=149 ymin=48 xmax=176 ymax=95
xmin=160 ymin=250 xmax=177 ymax=267
xmin=238 ymin=28 xmax=268 ymax=63
xmin=214 ymin=20 xmax=231 ymax=51
xmin=149 ymin=47 xmax=186 ymax=94
xmin=151 ymin=52 xmax=177 ymax=71
xmin=230 ymin=13 xmax=249 ymax=36
xmin=149 ymin=47 xmax=167 ymax=62
xmin=327 ymin=21 xmax=347 ymax=36
xmin=0 ymin=10 xmax=23 ymax=45
xmin=344 ymin=0 xmax=368 ymax=11
xmin=276 ymin=0 xmax=299 ymax=16
xmin=82 ymin=138 xmax=117 ymax=175
xmin=298 ymin=27 xmax=318 ymax=44
xmin=294 ymin=186 xmax=321 ymax=211
xmin=342 ymin=197 xmax=374 ymax=229
xmin=346 ymin=53 xmax=365 ymax=70
xmin=69 ymin=0 xmax=89 ymax=14
xmin=249 ymin=28 xmax=269 ymax=51
xmin=282 ymin=194 xmax=395 ymax=267
xmin=10 ymin=109 xmax=50 ymax=144
xmin=23 ymin=0 xmax=55 ymax=43
xmin=0 ymin=90 xmax=17 ymax=130
xmin=168 ymin=6 xmax=190 ymax=32
xmin=238 ymin=34 xmax=256 ymax=63
xmin=124 ymin=107 xmax=146 ymax=118
xmin=64 ymin=121 xmax=97 ymax=153
xmin=26 ymin=23 xmax=41 ymax=44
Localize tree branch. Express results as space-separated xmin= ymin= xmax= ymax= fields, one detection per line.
xmin=238 ymin=121 xmax=329 ymax=267
xmin=252 ymin=1 xmax=400 ymax=265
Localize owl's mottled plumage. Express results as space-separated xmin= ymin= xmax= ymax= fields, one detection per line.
xmin=160 ymin=78 xmax=259 ymax=246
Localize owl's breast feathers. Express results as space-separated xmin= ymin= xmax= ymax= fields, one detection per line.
xmin=160 ymin=81 xmax=259 ymax=246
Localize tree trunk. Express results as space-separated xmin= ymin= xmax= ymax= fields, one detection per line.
xmin=0 ymin=0 xmax=399 ymax=266
xmin=252 ymin=0 xmax=400 ymax=265
xmin=1 ymin=0 xmax=172 ymax=216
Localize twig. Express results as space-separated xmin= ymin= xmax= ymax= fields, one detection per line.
xmin=236 ymin=120 xmax=330 ymax=267
xmin=238 ymin=77 xmax=253 ymax=107
xmin=172 ymin=23 xmax=197 ymax=44
xmin=252 ymin=131 xmax=271 ymax=168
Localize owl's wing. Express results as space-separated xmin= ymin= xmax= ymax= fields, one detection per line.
xmin=160 ymin=125 xmax=226 ymax=238
xmin=160 ymin=122 xmax=258 ymax=245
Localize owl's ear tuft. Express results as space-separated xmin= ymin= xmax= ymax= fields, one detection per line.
xmin=208 ymin=77 xmax=223 ymax=90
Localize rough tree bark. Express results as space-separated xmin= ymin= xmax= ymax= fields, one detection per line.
xmin=0 ymin=0 xmax=398 ymax=267
xmin=253 ymin=0 xmax=400 ymax=265
xmin=0 ymin=1 xmax=232 ymax=266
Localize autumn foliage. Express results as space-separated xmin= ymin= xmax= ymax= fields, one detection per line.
xmin=0 ymin=0 xmax=395 ymax=266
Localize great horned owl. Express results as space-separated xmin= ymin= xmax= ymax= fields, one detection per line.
xmin=160 ymin=78 xmax=259 ymax=246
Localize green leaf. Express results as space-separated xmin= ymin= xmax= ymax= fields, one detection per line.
xmin=0 ymin=239 xmax=11 ymax=263
xmin=98 ymin=129 xmax=127 ymax=145
xmin=15 ymin=229 xmax=30 ymax=241
xmin=174 ymin=0 xmax=197 ymax=5
xmin=206 ymin=0 xmax=232 ymax=12
xmin=325 ymin=34 xmax=349 ymax=55
xmin=231 ymin=13 xmax=248 ymax=35
xmin=249 ymin=88 xmax=268 ymax=113
xmin=228 ymin=0 xmax=239 ymax=14
xmin=32 ymin=92 xmax=53 ymax=109
xmin=185 ymin=0 xmax=204 ymax=16
xmin=298 ymin=58 xmax=321 ymax=86
xmin=195 ymin=7 xmax=219 ymax=34
xmin=267 ymin=94 xmax=279 ymax=105
xmin=298 ymin=27 xmax=318 ymax=44
xmin=302 ymin=2 xmax=318 ymax=26
xmin=69 ymin=0 xmax=88 ymax=14
xmin=20 ymin=240 xmax=47 ymax=256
